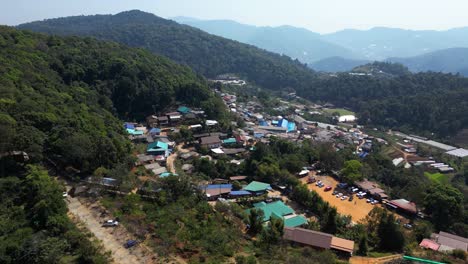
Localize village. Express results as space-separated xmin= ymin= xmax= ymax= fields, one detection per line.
xmin=67 ymin=78 xmax=468 ymax=263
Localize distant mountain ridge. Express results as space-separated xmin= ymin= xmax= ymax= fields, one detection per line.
xmin=388 ymin=47 xmax=468 ymax=76
xmin=172 ymin=17 xmax=357 ymax=64
xmin=172 ymin=17 xmax=468 ymax=73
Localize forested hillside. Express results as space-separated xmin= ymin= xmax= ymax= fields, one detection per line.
xmin=19 ymin=10 xmax=318 ymax=92
xmin=0 ymin=26 xmax=222 ymax=174
xmin=17 ymin=12 xmax=468 ymax=138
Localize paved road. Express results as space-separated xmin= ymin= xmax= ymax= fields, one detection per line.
xmin=67 ymin=196 xmax=149 ymax=264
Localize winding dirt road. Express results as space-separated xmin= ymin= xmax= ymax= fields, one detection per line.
xmin=67 ymin=195 xmax=155 ymax=264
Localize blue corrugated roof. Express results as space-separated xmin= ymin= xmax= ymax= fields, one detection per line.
xmin=124 ymin=123 xmax=135 ymax=129
xmin=278 ymin=119 xmax=288 ymax=128
xmin=230 ymin=190 xmax=251 ymax=196
xmin=205 ymin=184 xmax=232 ymax=189
xmin=259 ymin=121 xmax=268 ymax=126
xmin=127 ymin=128 xmax=144 ymax=135
xmin=287 ymin=122 xmax=296 ymax=132
xmin=149 ymin=128 xmax=161 ymax=134
xmin=147 ymin=141 xmax=169 ymax=151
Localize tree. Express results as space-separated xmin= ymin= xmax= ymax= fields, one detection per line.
xmin=424 ymin=184 xmax=464 ymax=230
xmin=260 ymin=217 xmax=284 ymax=246
xmin=357 ymin=235 xmax=368 ymax=256
xmin=341 ymin=160 xmax=363 ymax=184
xmin=377 ymin=211 xmax=405 ymax=252
xmin=247 ymin=209 xmax=264 ymax=236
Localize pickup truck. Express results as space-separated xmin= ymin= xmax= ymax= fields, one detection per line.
xmin=102 ymin=220 xmax=119 ymax=227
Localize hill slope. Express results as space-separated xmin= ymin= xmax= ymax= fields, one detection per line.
xmin=388 ymin=47 xmax=468 ymax=76
xmin=0 ymin=26 xmax=220 ymax=174
xmin=19 ymin=10 xmax=318 ymax=91
xmin=323 ymin=27 xmax=468 ymax=60
xmin=172 ymin=18 xmax=356 ymax=63
xmin=310 ymin=57 xmax=371 ymax=72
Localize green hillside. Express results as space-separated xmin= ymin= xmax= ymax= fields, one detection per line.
xmin=0 ymin=26 xmax=221 ymax=174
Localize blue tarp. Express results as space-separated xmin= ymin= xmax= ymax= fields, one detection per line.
xmin=358 ymin=152 xmax=369 ymax=158
xmin=278 ymin=119 xmax=288 ymax=128
xmin=160 ymin=172 xmax=178 ymax=178
xmin=287 ymin=122 xmax=296 ymax=132
xmin=124 ymin=123 xmax=135 ymax=129
xmin=229 ymin=190 xmax=251 ymax=196
xmin=205 ymin=184 xmax=232 ymax=190
xmin=149 ymin=128 xmax=161 ymax=134
xmin=259 ymin=120 xmax=268 ymax=126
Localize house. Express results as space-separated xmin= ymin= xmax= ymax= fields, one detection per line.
xmin=149 ymin=128 xmax=161 ymax=136
xmin=206 ymin=120 xmax=218 ymax=126
xmin=445 ymin=148 xmax=468 ymax=162
xmin=248 ymin=201 xmax=307 ymax=228
xmin=228 ymin=190 xmax=252 ymax=198
xmin=420 ymin=232 xmax=468 ymax=253
xmin=199 ymin=136 xmax=222 ymax=149
xmin=135 ymin=154 xmax=155 ymax=165
xmin=202 ymin=184 xmax=233 ymax=200
xmin=157 ymin=116 xmax=169 ymax=126
xmin=386 ymin=199 xmax=417 ymax=215
xmin=434 ymin=231 xmax=468 ymax=252
xmin=223 ymin=138 xmax=237 ymax=145
xmin=223 ymin=148 xmax=246 ymax=155
xmin=146 ymin=115 xmax=158 ymax=128
xmin=283 ymin=227 xmax=354 ymax=256
xmin=229 ymin=176 xmax=247 ymax=181
xmin=181 ymin=164 xmax=194 ymax=173
xmin=126 ymin=128 xmax=144 ymax=136
xmin=243 ymin=181 xmax=271 ymax=195
xmin=177 ymin=106 xmax=191 ymax=114
xmin=147 ymin=141 xmax=170 ymax=157
xmin=166 ymin=112 xmax=182 ymax=124
xmin=356 ymin=179 xmax=388 ymax=200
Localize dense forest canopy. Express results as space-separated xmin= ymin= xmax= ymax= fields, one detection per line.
xmin=0 ymin=26 xmax=223 ymax=174
xmin=18 ymin=11 xmax=468 ymax=138
xmin=19 ymin=10 xmax=318 ymax=93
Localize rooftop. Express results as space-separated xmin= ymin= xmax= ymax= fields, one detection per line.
xmin=445 ymin=148 xmax=468 ymax=158
xmin=200 ymin=136 xmax=221 ymax=145
xmin=251 ymin=201 xmax=294 ymax=222
xmin=244 ymin=181 xmax=271 ymax=192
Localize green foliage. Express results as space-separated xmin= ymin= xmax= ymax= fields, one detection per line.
xmin=248 ymin=209 xmax=264 ymax=236
xmin=0 ymin=165 xmax=109 ymax=263
xmin=341 ymin=160 xmax=364 ymax=183
xmin=0 ymin=26 xmax=226 ymax=174
xmin=424 ymin=183 xmax=464 ymax=231
xmin=259 ymin=217 xmax=284 ymax=247
xmin=451 ymin=249 xmax=467 ymax=261
xmin=376 ymin=210 xmax=405 ymax=252
xmin=357 ymin=234 xmax=369 ymax=256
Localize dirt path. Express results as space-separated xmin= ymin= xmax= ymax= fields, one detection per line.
xmin=350 ymin=254 xmax=403 ymax=264
xmin=166 ymin=143 xmax=190 ymax=173
xmin=67 ymin=195 xmax=156 ymax=264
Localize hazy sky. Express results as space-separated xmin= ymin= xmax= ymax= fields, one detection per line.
xmin=2 ymin=0 xmax=468 ymax=33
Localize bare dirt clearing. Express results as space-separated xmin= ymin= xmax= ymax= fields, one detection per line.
xmin=300 ymin=175 xmax=377 ymax=222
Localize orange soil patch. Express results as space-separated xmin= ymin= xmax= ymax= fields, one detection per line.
xmin=300 ymin=175 xmax=377 ymax=223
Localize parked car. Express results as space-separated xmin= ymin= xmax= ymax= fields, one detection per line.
xmin=62 ymin=191 xmax=68 ymax=198
xmin=307 ymin=176 xmax=316 ymax=184
xmin=351 ymin=188 xmax=359 ymax=193
xmin=366 ymin=198 xmax=372 ymax=203
xmin=336 ymin=193 xmax=343 ymax=198
xmin=324 ymin=186 xmax=332 ymax=192
xmin=371 ymin=200 xmax=379 ymax=205
xmin=124 ymin=240 xmax=138 ymax=249
xmin=315 ymin=180 xmax=322 ymax=186
xmin=403 ymin=223 xmax=413 ymax=229
xmin=337 ymin=183 xmax=348 ymax=189
xmin=341 ymin=196 xmax=348 ymax=201
xmin=348 ymin=195 xmax=354 ymax=202
xmin=318 ymin=183 xmax=324 ymax=188
xmin=332 ymin=190 xmax=338 ymax=195
xmin=102 ymin=220 xmax=119 ymax=227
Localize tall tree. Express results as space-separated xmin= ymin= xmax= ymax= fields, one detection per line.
xmin=424 ymin=184 xmax=464 ymax=230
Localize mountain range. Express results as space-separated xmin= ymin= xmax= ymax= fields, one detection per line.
xmin=173 ymin=17 xmax=468 ymax=75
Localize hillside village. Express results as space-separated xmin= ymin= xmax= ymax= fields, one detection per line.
xmin=67 ymin=78 xmax=468 ymax=263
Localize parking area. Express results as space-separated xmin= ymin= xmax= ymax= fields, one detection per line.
xmin=300 ymin=175 xmax=379 ymax=222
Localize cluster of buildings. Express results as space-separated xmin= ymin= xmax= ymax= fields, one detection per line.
xmin=420 ymin=231 xmax=467 ymax=253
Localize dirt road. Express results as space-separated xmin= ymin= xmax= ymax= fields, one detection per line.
xmin=67 ymin=195 xmax=156 ymax=264
xmin=300 ymin=175 xmax=377 ymax=222
xmin=350 ymin=254 xmax=403 ymax=264
xmin=166 ymin=143 xmax=190 ymax=173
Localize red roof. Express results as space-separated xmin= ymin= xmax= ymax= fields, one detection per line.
xmin=388 ymin=199 xmax=417 ymax=214
xmin=419 ymin=239 xmax=440 ymax=251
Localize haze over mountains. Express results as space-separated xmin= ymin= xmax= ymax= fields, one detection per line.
xmin=174 ymin=17 xmax=468 ymax=75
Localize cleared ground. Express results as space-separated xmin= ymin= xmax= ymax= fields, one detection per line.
xmin=300 ymin=174 xmax=377 ymax=223
xmin=323 ymin=108 xmax=355 ymax=116
xmin=424 ymin=172 xmax=449 ymax=184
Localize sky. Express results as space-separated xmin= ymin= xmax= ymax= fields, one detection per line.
xmin=2 ymin=0 xmax=468 ymax=33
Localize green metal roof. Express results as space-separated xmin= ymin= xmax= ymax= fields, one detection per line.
xmin=126 ymin=128 xmax=144 ymax=135
xmin=244 ymin=181 xmax=271 ymax=192
xmin=250 ymin=200 xmax=294 ymax=222
xmin=177 ymin=106 xmax=191 ymax=114
xmin=147 ymin=141 xmax=169 ymax=151
xmin=223 ymin=138 xmax=237 ymax=144
xmin=284 ymin=215 xmax=308 ymax=227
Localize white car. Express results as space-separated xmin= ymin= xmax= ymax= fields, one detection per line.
xmin=352 ymin=188 xmax=359 ymax=193
xmin=62 ymin=192 xmax=68 ymax=198
xmin=336 ymin=193 xmax=343 ymax=198
xmin=102 ymin=220 xmax=119 ymax=227
xmin=341 ymin=196 xmax=348 ymax=201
